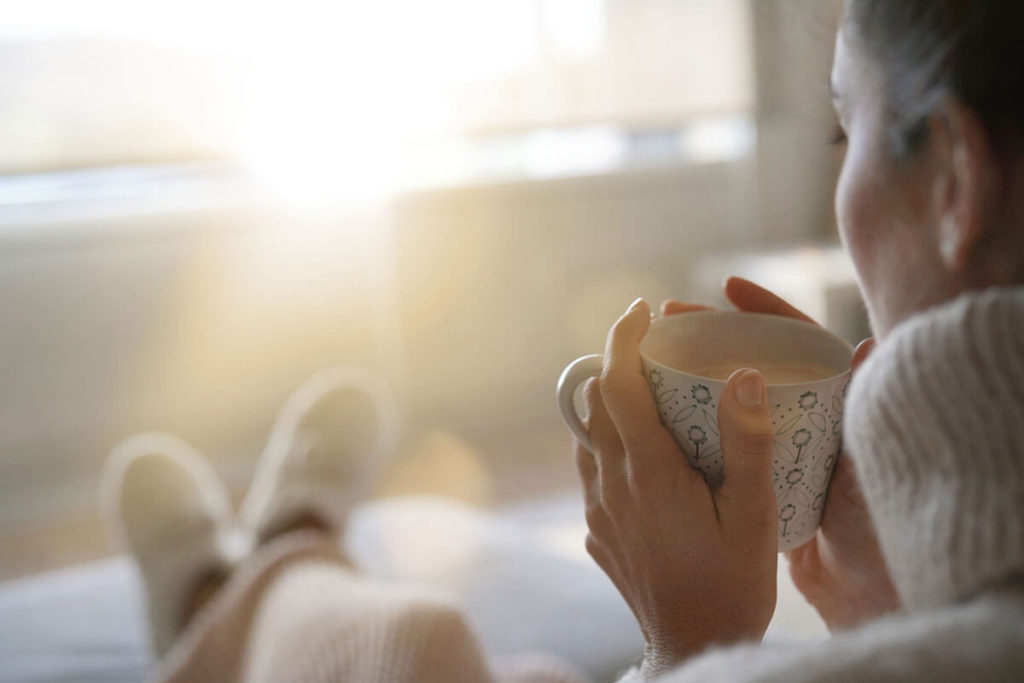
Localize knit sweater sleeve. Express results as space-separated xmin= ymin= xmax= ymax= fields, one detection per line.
xmin=842 ymin=287 xmax=1024 ymax=612
xmin=614 ymin=666 xmax=643 ymax=683
xmin=650 ymin=591 xmax=1024 ymax=683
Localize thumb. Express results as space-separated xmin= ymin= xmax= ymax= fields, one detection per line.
xmin=851 ymin=337 xmax=876 ymax=374
xmin=716 ymin=369 xmax=776 ymax=519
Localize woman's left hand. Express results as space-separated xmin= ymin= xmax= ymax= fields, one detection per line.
xmin=575 ymin=298 xmax=778 ymax=679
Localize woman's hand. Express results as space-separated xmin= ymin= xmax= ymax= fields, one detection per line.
xmin=575 ymin=298 xmax=778 ymax=679
xmin=721 ymin=277 xmax=900 ymax=631
xmin=780 ymin=337 xmax=900 ymax=630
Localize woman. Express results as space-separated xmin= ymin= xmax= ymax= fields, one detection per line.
xmin=106 ymin=0 xmax=1024 ymax=680
xmin=580 ymin=0 xmax=1024 ymax=679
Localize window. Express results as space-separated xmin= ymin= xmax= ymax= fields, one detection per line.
xmin=2 ymin=0 xmax=754 ymax=201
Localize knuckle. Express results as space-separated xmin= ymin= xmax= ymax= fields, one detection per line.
xmin=574 ymin=450 xmax=596 ymax=481
xmin=583 ymin=376 xmax=602 ymax=405
xmin=608 ymin=315 xmax=630 ymax=342
xmin=574 ymin=439 xmax=594 ymax=461
xmin=586 ymin=432 xmax=611 ymax=460
xmin=584 ymin=501 xmax=609 ymax=531
xmin=598 ymin=369 xmax=622 ymax=396
xmin=586 ymin=532 xmax=622 ymax=582
xmin=600 ymin=365 xmax=641 ymax=399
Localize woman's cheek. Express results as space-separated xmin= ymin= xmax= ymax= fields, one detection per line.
xmin=836 ymin=156 xmax=872 ymax=273
xmin=835 ymin=150 xmax=886 ymax=327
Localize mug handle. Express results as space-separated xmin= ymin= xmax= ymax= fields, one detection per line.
xmin=556 ymin=354 xmax=604 ymax=452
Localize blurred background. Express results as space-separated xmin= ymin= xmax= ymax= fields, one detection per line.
xmin=0 ymin=1 xmax=873 ymax=679
xmin=0 ymin=0 xmax=864 ymax=584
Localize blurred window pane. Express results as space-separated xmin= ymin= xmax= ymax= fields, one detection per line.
xmin=1 ymin=0 xmax=753 ymax=175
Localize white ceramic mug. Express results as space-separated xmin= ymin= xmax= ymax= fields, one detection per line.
xmin=557 ymin=311 xmax=854 ymax=551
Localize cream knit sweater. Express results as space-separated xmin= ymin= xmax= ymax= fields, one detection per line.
xmin=640 ymin=286 xmax=1024 ymax=682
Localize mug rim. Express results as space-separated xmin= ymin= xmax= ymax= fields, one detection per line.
xmin=642 ymin=311 xmax=855 ymax=387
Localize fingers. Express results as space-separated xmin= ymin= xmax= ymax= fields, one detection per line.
xmin=575 ymin=429 xmax=616 ymax=533
xmin=574 ymin=437 xmax=600 ymax=506
xmin=583 ymin=377 xmax=628 ymax=501
xmin=825 ymin=337 xmax=875 ymax=511
xmin=784 ymin=535 xmax=824 ymax=594
xmin=603 ymin=298 xmax=651 ymax=384
xmin=723 ymin=277 xmax=818 ymax=325
xmin=825 ymin=447 xmax=868 ymax=511
xmin=851 ymin=337 xmax=876 ymax=373
xmin=583 ymin=377 xmax=624 ymax=466
xmin=584 ymin=532 xmax=637 ymax=616
xmin=576 ymin=421 xmax=634 ymax=615
xmin=715 ymin=369 xmax=777 ymax=525
xmin=660 ymin=300 xmax=714 ymax=317
xmin=601 ymin=299 xmax=688 ymax=477
xmin=578 ymin=448 xmax=627 ymax=603
xmin=584 ymin=531 xmax=615 ymax=578
xmin=600 ymin=299 xmax=665 ymax=445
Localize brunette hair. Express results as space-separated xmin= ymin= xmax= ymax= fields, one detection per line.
xmin=845 ymin=0 xmax=1024 ymax=164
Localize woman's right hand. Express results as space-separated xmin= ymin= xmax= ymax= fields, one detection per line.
xmin=666 ymin=277 xmax=900 ymax=631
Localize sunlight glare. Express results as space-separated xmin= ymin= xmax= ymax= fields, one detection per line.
xmin=7 ymin=0 xmax=615 ymax=206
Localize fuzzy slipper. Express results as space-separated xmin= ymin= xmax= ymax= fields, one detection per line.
xmin=101 ymin=433 xmax=240 ymax=657
xmin=239 ymin=366 xmax=398 ymax=546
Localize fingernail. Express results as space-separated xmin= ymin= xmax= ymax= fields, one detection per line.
xmin=628 ymin=297 xmax=648 ymax=314
xmin=735 ymin=369 xmax=765 ymax=407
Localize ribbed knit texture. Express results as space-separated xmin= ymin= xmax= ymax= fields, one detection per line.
xmin=154 ymin=533 xmax=588 ymax=683
xmin=843 ymin=286 xmax=1024 ymax=612
xmin=655 ymin=588 xmax=1024 ymax=682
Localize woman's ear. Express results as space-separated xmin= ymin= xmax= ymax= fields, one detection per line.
xmin=933 ymin=101 xmax=999 ymax=272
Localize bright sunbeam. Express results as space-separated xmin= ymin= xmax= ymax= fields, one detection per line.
xmin=2 ymin=0 xmax=760 ymax=208
xmin=3 ymin=0 xmax=605 ymax=207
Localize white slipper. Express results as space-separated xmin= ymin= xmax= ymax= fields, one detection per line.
xmin=101 ymin=433 xmax=240 ymax=658
xmin=239 ymin=366 xmax=398 ymax=545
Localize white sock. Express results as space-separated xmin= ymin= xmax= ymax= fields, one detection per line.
xmin=239 ymin=366 xmax=398 ymax=545
xmin=101 ymin=433 xmax=240 ymax=657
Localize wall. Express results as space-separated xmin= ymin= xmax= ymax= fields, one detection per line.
xmin=751 ymin=0 xmax=842 ymax=243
